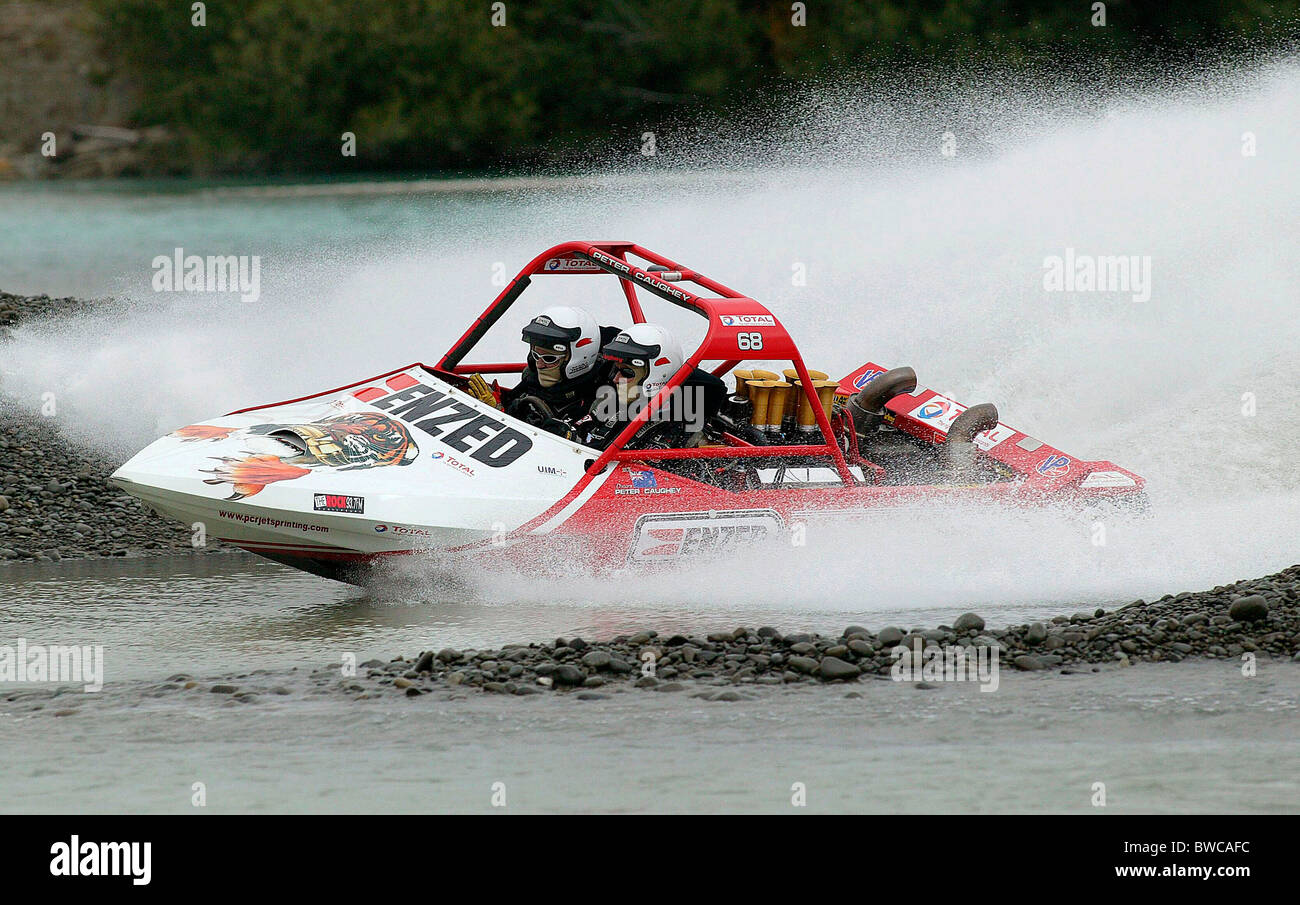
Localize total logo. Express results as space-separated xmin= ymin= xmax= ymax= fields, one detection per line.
xmin=720 ymin=314 xmax=775 ymax=327
xmin=1036 ymin=454 xmax=1072 ymax=477
xmin=373 ymin=523 xmax=434 ymax=537
xmin=917 ymin=400 xmax=949 ymax=420
xmin=543 ymin=257 xmax=600 ymax=272
xmin=429 ymin=450 xmax=475 ymax=477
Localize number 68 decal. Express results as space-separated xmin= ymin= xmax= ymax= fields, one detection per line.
xmin=737 ymin=331 xmax=764 ymax=351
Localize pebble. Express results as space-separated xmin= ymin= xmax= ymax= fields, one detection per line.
xmin=339 ymin=560 xmax=1300 ymax=698
xmin=553 ymin=665 xmax=585 ymax=686
xmin=1228 ymin=595 xmax=1269 ymax=622
xmin=876 ymin=626 xmax=905 ymax=645
xmin=581 ymin=650 xmax=612 ymax=670
xmin=818 ymin=656 xmax=861 ymax=680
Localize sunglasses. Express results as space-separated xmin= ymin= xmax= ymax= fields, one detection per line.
xmin=532 ymin=345 xmax=567 ymax=366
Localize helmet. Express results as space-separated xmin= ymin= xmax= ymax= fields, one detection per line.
xmin=521 ymin=306 xmax=601 ymax=386
xmin=600 ymin=323 xmax=684 ymax=405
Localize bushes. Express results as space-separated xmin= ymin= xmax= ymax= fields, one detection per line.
xmin=88 ymin=0 xmax=1299 ymax=175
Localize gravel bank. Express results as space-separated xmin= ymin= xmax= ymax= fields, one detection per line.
xmin=339 ymin=565 xmax=1300 ymax=699
xmin=0 ymin=291 xmax=88 ymax=329
xmin=1 ymin=291 xmax=221 ymax=563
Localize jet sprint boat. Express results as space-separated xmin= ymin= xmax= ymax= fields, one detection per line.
xmin=111 ymin=241 xmax=1145 ymax=583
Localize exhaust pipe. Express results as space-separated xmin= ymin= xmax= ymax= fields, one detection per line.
xmin=848 ymin=367 xmax=917 ymax=436
xmin=943 ymin=402 xmax=999 ymax=477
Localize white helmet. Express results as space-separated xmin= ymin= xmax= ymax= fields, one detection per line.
xmin=601 ymin=323 xmax=684 ymax=403
xmin=521 ymin=306 xmax=601 ymax=385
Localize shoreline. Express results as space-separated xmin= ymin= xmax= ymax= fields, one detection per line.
xmin=1 ymin=291 xmax=226 ymax=563
xmin=337 ymin=563 xmax=1299 ymax=698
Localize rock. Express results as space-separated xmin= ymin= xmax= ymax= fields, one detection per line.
xmin=576 ymin=692 xmax=609 ymax=701
xmin=209 ymin=684 xmax=238 ymax=694
xmin=413 ymin=651 xmax=435 ymax=672
xmin=787 ymin=656 xmax=819 ymax=674
xmin=405 ymin=686 xmax=423 ymax=697
xmin=847 ymin=639 xmax=874 ymax=658
xmin=1012 ymin=655 xmax=1046 ymax=671
xmin=818 ymin=656 xmax=861 ymax=681
xmin=953 ymin=613 xmax=985 ymax=632
xmin=0 ymin=496 xmax=8 ymax=512
xmin=553 ymin=664 xmax=586 ymax=686
xmin=1024 ymin=622 xmax=1048 ymax=644
xmin=581 ymin=650 xmax=612 ymax=670
xmin=634 ymin=676 xmax=658 ymax=688
xmin=876 ymin=626 xmax=905 ymax=645
xmin=653 ymin=682 xmax=685 ymax=692
xmin=842 ymin=625 xmax=869 ymax=638
xmin=1228 ymin=595 xmax=1269 ymax=622
xmin=393 ymin=677 xmax=414 ymax=689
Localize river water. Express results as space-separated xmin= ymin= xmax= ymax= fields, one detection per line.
xmin=2 ymin=58 xmax=1299 ymax=812
xmin=1 ymin=552 xmax=1297 ymax=813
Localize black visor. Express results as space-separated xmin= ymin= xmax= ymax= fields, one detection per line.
xmin=601 ymin=333 xmax=660 ymax=364
xmin=522 ymin=317 xmax=581 ymax=347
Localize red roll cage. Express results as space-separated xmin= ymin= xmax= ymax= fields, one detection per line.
xmin=435 ymin=241 xmax=854 ymax=484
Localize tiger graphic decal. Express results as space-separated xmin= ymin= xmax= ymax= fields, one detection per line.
xmin=183 ymin=412 xmax=419 ymax=500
